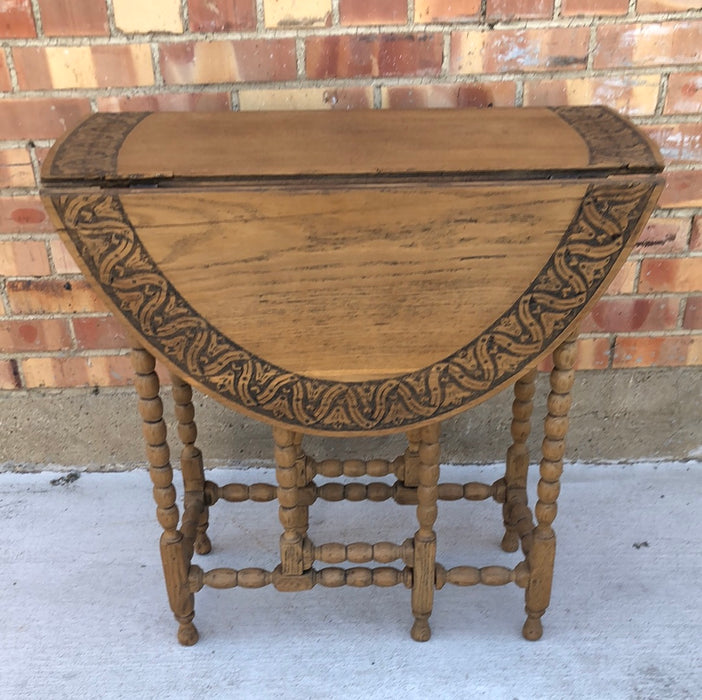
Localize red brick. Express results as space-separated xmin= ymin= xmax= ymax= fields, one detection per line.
xmin=32 ymin=146 xmax=51 ymax=174
xmin=634 ymin=217 xmax=691 ymax=255
xmin=160 ymin=39 xmax=296 ymax=84
xmin=605 ymin=261 xmax=638 ymax=295
xmin=486 ymin=0 xmax=553 ymax=20
xmin=0 ymin=51 xmax=11 ymax=92
xmin=536 ymin=354 xmax=552 ymax=372
xmin=22 ymin=354 xmax=134 ymax=388
xmin=154 ymin=360 xmax=171 ymax=387
xmin=594 ymin=22 xmax=702 ymax=69
xmin=49 ymin=239 xmax=81 ymax=274
xmin=113 ymin=0 xmax=184 ymax=32
xmin=612 ymin=335 xmax=701 ymax=368
xmin=187 ymin=0 xmax=256 ymax=31
xmin=238 ymin=86 xmax=373 ymax=110
xmin=263 ymin=0 xmax=331 ymax=26
xmin=73 ymin=316 xmax=130 ymax=350
xmin=0 ymin=196 xmax=52 ymax=233
xmin=0 ymin=240 xmax=50 ymax=276
xmin=37 ymin=0 xmax=109 ymax=36
xmin=342 ymin=0 xmax=407 ymax=24
xmin=691 ymin=216 xmax=702 ymax=251
xmin=6 ymin=279 xmax=105 ymax=314
xmin=414 ymin=0 xmax=480 ymax=22
xmin=683 ymin=296 xmax=702 ymax=330
xmin=13 ymin=45 xmax=154 ymax=90
xmin=659 ymin=170 xmax=702 ymax=209
xmin=0 ymin=0 xmax=35 ymax=38
xmin=451 ymin=27 xmax=589 ymax=74
xmin=306 ymin=34 xmax=443 ymax=79
xmin=537 ymin=337 xmax=611 ymax=372
xmin=523 ymin=75 xmax=659 ymax=116
xmin=0 ymin=319 xmax=72 ymax=352
xmin=382 ymin=82 xmax=516 ymax=109
xmin=639 ymin=258 xmax=702 ymax=293
xmin=637 ymin=0 xmax=702 ymax=10
xmin=0 ymin=148 xmax=35 ymax=188
xmin=665 ymin=72 xmax=702 ymax=114
xmin=580 ymin=297 xmax=680 ymax=333
xmin=641 ymin=124 xmax=702 ymax=165
xmin=0 ymin=98 xmax=91 ymax=140
xmin=575 ymin=337 xmax=612 ymax=370
xmin=97 ymin=92 xmax=231 ymax=112
xmin=0 ymin=359 xmax=22 ymax=389
xmin=561 ymin=0 xmax=628 ymax=14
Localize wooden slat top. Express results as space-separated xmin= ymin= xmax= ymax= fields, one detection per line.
xmin=42 ymin=107 xmax=662 ymax=185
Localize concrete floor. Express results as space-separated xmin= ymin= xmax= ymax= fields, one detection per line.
xmin=1 ymin=461 xmax=700 ymax=699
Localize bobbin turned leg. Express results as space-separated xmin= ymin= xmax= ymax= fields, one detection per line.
xmin=171 ymin=372 xmax=211 ymax=555
xmin=502 ymin=367 xmax=537 ymax=553
xmin=403 ymin=428 xmax=422 ymax=487
xmin=292 ymin=432 xmax=310 ymax=548
xmin=273 ymin=427 xmax=309 ymax=576
xmin=523 ymin=330 xmax=577 ymax=641
xmin=411 ymin=422 xmax=441 ymax=642
xmin=131 ymin=347 xmax=198 ymax=646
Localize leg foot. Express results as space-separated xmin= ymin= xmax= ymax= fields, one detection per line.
xmin=411 ymin=616 xmax=432 ymax=642
xmin=194 ymin=533 xmax=212 ymax=555
xmin=501 ymin=529 xmax=520 ymax=553
xmin=522 ymin=614 xmax=543 ymax=641
xmin=177 ymin=621 xmax=200 ymax=646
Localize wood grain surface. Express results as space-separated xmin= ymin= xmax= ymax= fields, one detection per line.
xmin=116 ymin=109 xmax=590 ymax=179
xmin=42 ymin=107 xmax=662 ymax=184
xmin=45 ymin=177 xmax=661 ymax=434
xmin=123 ymin=183 xmax=586 ymax=381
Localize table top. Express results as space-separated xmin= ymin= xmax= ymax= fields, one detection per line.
xmin=41 ymin=108 xmax=663 ymax=435
xmin=42 ymin=107 xmax=662 ymax=184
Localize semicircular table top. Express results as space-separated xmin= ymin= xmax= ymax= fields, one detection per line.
xmin=41 ymin=107 xmax=663 ymax=435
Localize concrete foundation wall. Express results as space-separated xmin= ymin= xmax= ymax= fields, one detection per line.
xmin=1 ymin=367 xmax=700 ymax=472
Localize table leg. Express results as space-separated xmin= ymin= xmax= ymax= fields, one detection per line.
xmin=523 ymin=329 xmax=577 ymax=641
xmin=171 ymin=372 xmax=211 ymax=555
xmin=501 ymin=367 xmax=537 ymax=552
xmin=292 ymin=431 xmax=311 ymax=545
xmin=131 ymin=347 xmax=197 ymax=646
xmin=273 ymin=427 xmax=309 ymax=576
xmin=403 ymin=428 xmax=422 ymax=487
xmin=411 ymin=422 xmax=441 ymax=642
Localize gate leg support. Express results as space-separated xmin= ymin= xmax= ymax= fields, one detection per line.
xmin=273 ymin=427 xmax=307 ymax=576
xmin=171 ymin=372 xmax=211 ymax=555
xmin=132 ymin=347 xmax=197 ymax=646
xmin=411 ymin=422 xmax=441 ymax=642
xmin=523 ymin=330 xmax=577 ymax=641
xmin=502 ymin=367 xmax=537 ymax=552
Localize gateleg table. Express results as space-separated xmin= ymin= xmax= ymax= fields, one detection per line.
xmin=41 ymin=107 xmax=663 ymax=645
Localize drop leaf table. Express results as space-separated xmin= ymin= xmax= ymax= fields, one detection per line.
xmin=40 ymin=107 xmax=663 ymax=645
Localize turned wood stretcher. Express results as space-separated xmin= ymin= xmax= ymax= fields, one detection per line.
xmin=41 ymin=107 xmax=663 ymax=645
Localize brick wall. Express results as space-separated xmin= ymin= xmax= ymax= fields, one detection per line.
xmin=0 ymin=0 xmax=700 ymax=391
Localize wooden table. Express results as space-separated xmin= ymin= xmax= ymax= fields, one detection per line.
xmin=41 ymin=107 xmax=663 ymax=645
